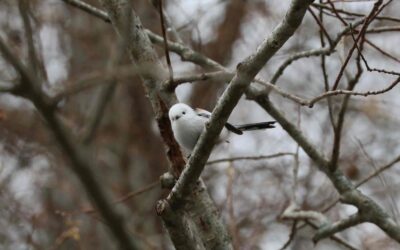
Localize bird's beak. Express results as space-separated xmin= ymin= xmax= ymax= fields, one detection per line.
xmin=175 ymin=115 xmax=180 ymax=120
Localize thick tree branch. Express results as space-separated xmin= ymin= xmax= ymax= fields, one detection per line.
xmin=60 ymin=0 xmax=400 ymax=244
xmin=166 ymin=0 xmax=315 ymax=206
xmin=97 ymin=1 xmax=231 ymax=249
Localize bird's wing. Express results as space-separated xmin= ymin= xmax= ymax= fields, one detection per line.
xmin=194 ymin=108 xmax=243 ymax=135
xmin=194 ymin=108 xmax=211 ymax=119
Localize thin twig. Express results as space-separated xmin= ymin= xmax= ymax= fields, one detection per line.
xmin=83 ymin=181 xmax=159 ymax=213
xmin=366 ymin=25 xmax=400 ymax=33
xmin=331 ymin=1 xmax=383 ymax=90
xmin=365 ymin=38 xmax=400 ymax=63
xmin=18 ymin=0 xmax=44 ymax=81
xmin=321 ymin=153 xmax=400 ymax=213
xmin=61 ymin=0 xmax=110 ymax=22
xmin=318 ymin=3 xmax=336 ymax=128
xmin=165 ymin=70 xmax=400 ymax=108
xmin=51 ymin=64 xmax=143 ymax=103
xmin=278 ymin=220 xmax=298 ymax=250
xmin=350 ymin=27 xmax=400 ymax=77
xmin=356 ymin=154 xmax=400 ymax=188
xmin=270 ymin=18 xmax=365 ymax=84
xmin=206 ymin=153 xmax=295 ymax=165
xmin=312 ymin=2 xmax=400 ymax=23
xmin=157 ymin=0 xmax=173 ymax=83
xmin=326 ymin=0 xmax=348 ymax=25
xmin=330 ymin=47 xmax=363 ymax=171
xmin=311 ymin=77 xmax=400 ymax=105
xmin=308 ymin=7 xmax=333 ymax=47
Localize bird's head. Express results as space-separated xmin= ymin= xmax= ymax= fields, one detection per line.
xmin=169 ymin=103 xmax=194 ymax=122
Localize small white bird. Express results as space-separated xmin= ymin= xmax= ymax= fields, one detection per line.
xmin=168 ymin=103 xmax=276 ymax=152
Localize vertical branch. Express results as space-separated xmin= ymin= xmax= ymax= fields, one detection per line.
xmin=83 ymin=46 xmax=123 ymax=144
xmin=18 ymin=0 xmax=45 ymax=81
xmin=291 ymin=106 xmax=301 ymax=204
xmin=157 ymin=0 xmax=174 ymax=83
xmin=318 ymin=1 xmax=335 ymax=128
xmin=330 ymin=25 xmax=364 ymax=171
xmin=98 ymin=1 xmax=231 ymax=249
xmin=326 ymin=0 xmax=348 ymax=26
xmin=82 ymin=2 xmax=132 ymax=144
xmin=331 ymin=0 xmax=383 ymax=90
xmin=226 ymin=164 xmax=239 ymax=250
xmin=308 ymin=7 xmax=333 ymax=47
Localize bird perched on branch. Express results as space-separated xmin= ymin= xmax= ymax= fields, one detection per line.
xmin=168 ymin=103 xmax=276 ymax=152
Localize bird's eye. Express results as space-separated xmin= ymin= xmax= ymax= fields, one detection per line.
xmin=182 ymin=111 xmax=186 ymax=115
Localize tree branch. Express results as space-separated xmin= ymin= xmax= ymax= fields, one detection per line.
xmin=61 ymin=0 xmax=110 ymax=22
xmin=97 ymin=1 xmax=231 ymax=248
xmin=0 ymin=34 xmax=139 ymax=250
xmin=165 ymin=0 xmax=315 ymax=208
xmin=313 ymin=213 xmax=365 ymax=243
xmin=60 ymin=0 xmax=400 ymax=244
xmin=206 ymin=152 xmax=295 ymax=165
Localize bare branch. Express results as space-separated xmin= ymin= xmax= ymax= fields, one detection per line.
xmin=18 ymin=0 xmax=45 ymax=81
xmin=366 ymin=25 xmax=400 ymax=33
xmin=331 ymin=1 xmax=383 ymax=90
xmin=83 ymin=181 xmax=159 ymax=213
xmin=356 ymin=154 xmax=400 ymax=188
xmin=97 ymin=1 xmax=231 ymax=248
xmin=313 ymin=213 xmax=365 ymax=242
xmin=325 ymin=0 xmax=348 ymax=25
xmin=82 ymin=36 xmax=127 ymax=144
xmin=166 ymin=0 xmax=315 ymax=207
xmin=308 ymin=7 xmax=333 ymax=47
xmin=58 ymin=0 xmax=400 ymax=244
xmin=51 ymin=64 xmax=141 ymax=103
xmin=278 ymin=220 xmax=298 ymax=250
xmin=281 ymin=204 xmax=328 ymax=225
xmin=365 ymin=38 xmax=400 ymax=63
xmin=305 ymin=221 xmax=359 ymax=250
xmin=269 ymin=18 xmax=365 ymax=84
xmin=312 ymin=2 xmax=400 ymax=23
xmin=164 ymin=71 xmax=232 ymax=90
xmin=256 ymin=97 xmax=400 ymax=242
xmin=156 ymin=200 xmax=206 ymax=250
xmin=0 ymin=33 xmax=139 ymax=250
xmin=322 ymin=153 xmax=400 ymax=213
xmin=206 ymin=152 xmax=295 ymax=165
xmin=61 ymin=0 xmax=110 ymax=22
xmin=156 ymin=0 xmax=174 ymax=83
xmin=330 ymin=52 xmax=363 ymax=171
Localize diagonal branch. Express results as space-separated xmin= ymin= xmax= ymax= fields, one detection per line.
xmin=61 ymin=0 xmax=110 ymax=22
xmin=166 ymin=0 xmax=315 ymax=207
xmin=313 ymin=213 xmax=365 ymax=243
xmin=60 ymin=0 xmax=400 ymax=244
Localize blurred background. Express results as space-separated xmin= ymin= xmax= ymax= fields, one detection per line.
xmin=0 ymin=0 xmax=399 ymax=249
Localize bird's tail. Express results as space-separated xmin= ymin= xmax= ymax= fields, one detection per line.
xmin=236 ymin=121 xmax=276 ymax=131
xmin=225 ymin=121 xmax=276 ymax=135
